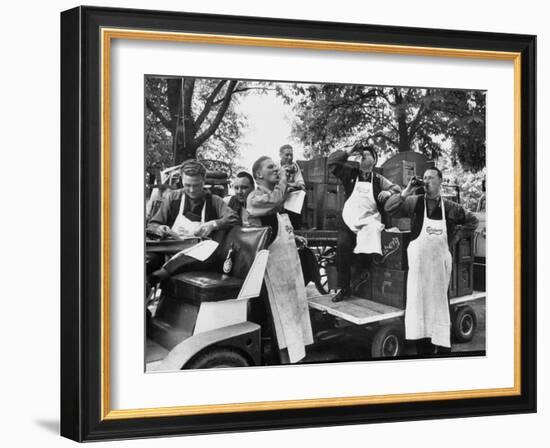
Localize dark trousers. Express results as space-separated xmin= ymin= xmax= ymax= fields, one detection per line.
xmin=336 ymin=224 xmax=372 ymax=289
xmin=415 ymin=338 xmax=452 ymax=355
xmin=286 ymin=210 xmax=302 ymax=229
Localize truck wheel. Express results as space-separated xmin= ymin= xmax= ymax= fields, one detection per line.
xmin=184 ymin=348 xmax=250 ymax=369
xmin=314 ymin=246 xmax=336 ymax=295
xmin=371 ymin=324 xmax=404 ymax=358
xmin=452 ymin=306 xmax=477 ymax=343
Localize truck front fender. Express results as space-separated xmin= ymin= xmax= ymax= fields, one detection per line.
xmin=147 ymin=321 xmax=261 ymax=372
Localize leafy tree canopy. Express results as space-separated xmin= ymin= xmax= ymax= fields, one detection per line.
xmin=278 ymin=84 xmax=485 ymax=172
xmin=145 ymin=77 xmax=271 ymax=174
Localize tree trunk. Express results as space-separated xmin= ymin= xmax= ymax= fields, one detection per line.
xmin=394 ymin=89 xmax=411 ymax=152
xmin=397 ymin=113 xmax=410 ymax=152
xmin=174 ymin=142 xmax=198 ymax=164
xmin=166 ymin=77 xmax=238 ymax=164
xmin=166 ymin=78 xmax=200 ymax=164
xmin=166 ymin=79 xmax=182 ymax=164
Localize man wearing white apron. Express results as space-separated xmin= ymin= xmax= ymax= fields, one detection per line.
xmin=328 ymin=143 xmax=401 ymax=302
xmin=246 ymin=156 xmax=319 ymax=362
xmin=385 ymin=167 xmax=479 ymax=354
xmin=146 ymin=159 xmax=240 ymax=282
xmin=246 ymin=156 xmax=318 ymax=283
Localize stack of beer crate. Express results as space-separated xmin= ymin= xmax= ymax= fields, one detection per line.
xmin=297 ymin=157 xmax=346 ymax=230
xmin=449 ymin=235 xmax=475 ymax=298
xmin=368 ymin=230 xmax=410 ymax=308
xmin=363 ymin=231 xmax=475 ymax=309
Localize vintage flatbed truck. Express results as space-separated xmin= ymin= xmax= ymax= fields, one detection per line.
xmin=294 ymin=151 xmax=486 ymax=358
xmin=145 ymin=151 xmax=485 ymax=370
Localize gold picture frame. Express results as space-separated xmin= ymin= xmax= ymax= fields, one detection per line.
xmin=61 ymin=6 xmax=536 ymax=441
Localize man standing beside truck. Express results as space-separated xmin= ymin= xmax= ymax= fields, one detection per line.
xmin=385 ymin=167 xmax=478 ymax=354
xmin=328 ymin=142 xmax=401 ymax=303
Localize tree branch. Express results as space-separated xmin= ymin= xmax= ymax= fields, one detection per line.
xmin=232 ymin=86 xmax=276 ymax=94
xmin=209 ymin=86 xmax=275 ymax=106
xmin=371 ymin=132 xmax=398 ymax=147
xmin=407 ymin=103 xmax=426 ymax=136
xmin=360 ymin=108 xmax=398 ymax=132
xmin=194 ymin=80 xmax=227 ymax=131
xmin=372 ymin=88 xmax=395 ymax=107
xmin=194 ymin=80 xmax=239 ymax=148
xmin=146 ymin=99 xmax=172 ymax=131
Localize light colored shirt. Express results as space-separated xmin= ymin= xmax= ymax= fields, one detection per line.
xmin=246 ymin=178 xmax=289 ymax=226
xmin=282 ymin=162 xmax=305 ymax=190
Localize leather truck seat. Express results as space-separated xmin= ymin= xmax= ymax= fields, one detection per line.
xmin=170 ymin=271 xmax=244 ymax=303
xmin=166 ymin=225 xmax=271 ymax=304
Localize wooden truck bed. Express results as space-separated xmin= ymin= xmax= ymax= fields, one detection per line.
xmin=308 ymin=291 xmax=486 ymax=326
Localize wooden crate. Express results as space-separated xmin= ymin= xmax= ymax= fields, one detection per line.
xmin=318 ymin=210 xmax=340 ymax=230
xmin=380 ymin=151 xmax=435 ymax=188
xmin=297 ymin=157 xmax=340 ymax=184
xmin=450 ymin=235 xmax=475 ymax=264
xmin=448 ymin=264 xmax=458 ymax=299
xmin=324 ymin=184 xmax=341 ymax=210
xmin=302 ymin=207 xmax=317 ymax=230
xmin=380 ymin=230 xmax=410 ymax=270
xmin=304 ymin=183 xmax=346 ymax=231
xmin=301 ymin=184 xmax=317 ymax=229
xmin=371 ymin=267 xmax=407 ymax=309
xmin=456 ymin=234 xmax=474 ymax=262
xmin=390 ymin=217 xmax=411 ymax=231
xmin=456 ymin=261 xmax=474 ymax=296
xmin=473 ymin=261 xmax=486 ymax=292
xmin=352 ymin=266 xmax=372 ymax=299
xmin=383 ymin=160 xmax=417 ymax=187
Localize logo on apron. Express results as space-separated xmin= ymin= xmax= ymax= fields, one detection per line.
xmin=405 ymin=196 xmax=453 ymax=348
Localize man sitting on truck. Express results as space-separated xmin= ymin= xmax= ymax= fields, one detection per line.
xmin=385 ymin=167 xmax=478 ymax=354
xmin=146 ymin=159 xmax=240 ymax=283
xmin=225 ymin=171 xmax=255 ymax=226
xmin=328 ymin=142 xmax=401 ymax=302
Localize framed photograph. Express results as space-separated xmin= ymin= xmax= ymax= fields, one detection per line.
xmin=60 ymin=6 xmax=536 ymax=441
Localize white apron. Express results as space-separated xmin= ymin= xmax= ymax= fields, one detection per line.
xmin=405 ymin=196 xmax=453 ymax=348
xmin=171 ymin=194 xmax=206 ymax=237
xmin=341 ymin=174 xmax=384 ymax=255
xmin=264 ymin=213 xmax=313 ymax=363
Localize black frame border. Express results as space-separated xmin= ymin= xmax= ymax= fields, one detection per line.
xmin=61 ymin=6 xmax=536 ymax=442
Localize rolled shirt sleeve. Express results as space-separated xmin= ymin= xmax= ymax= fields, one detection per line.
xmin=384 ymin=192 xmax=417 ymax=217
xmin=379 ymin=175 xmax=402 ymax=195
xmin=246 ymin=178 xmax=288 ymax=218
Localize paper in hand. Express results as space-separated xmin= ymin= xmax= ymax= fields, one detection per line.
xmin=284 ymin=190 xmax=306 ymax=214
xmin=181 ymin=239 xmax=219 ymax=261
xmin=165 ymin=239 xmax=219 ymax=265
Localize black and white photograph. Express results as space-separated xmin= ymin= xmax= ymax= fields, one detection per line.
xmin=55 ymin=4 xmax=538 ymax=442
xmin=144 ymin=75 xmax=487 ymax=371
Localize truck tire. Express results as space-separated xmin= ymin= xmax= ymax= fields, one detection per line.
xmin=452 ymin=305 xmax=477 ymax=343
xmin=371 ymin=324 xmax=404 ymax=358
xmin=184 ymin=347 xmax=250 ymax=369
